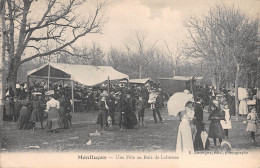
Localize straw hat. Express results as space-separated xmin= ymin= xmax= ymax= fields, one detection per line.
xmin=45 ymin=90 xmax=54 ymax=96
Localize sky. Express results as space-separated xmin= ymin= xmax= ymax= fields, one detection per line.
xmin=27 ymin=0 xmax=260 ymax=59
xmin=77 ymin=0 xmax=260 ymax=53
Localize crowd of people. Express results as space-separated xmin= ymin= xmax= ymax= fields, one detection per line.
xmin=3 ymin=80 xmax=166 ymax=132
xmin=176 ymin=86 xmax=259 ymax=153
xmin=3 ymin=80 xmax=259 ymax=152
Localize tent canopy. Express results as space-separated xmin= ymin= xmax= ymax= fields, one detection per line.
xmin=27 ymin=63 xmax=129 ymax=86
xmin=158 ymin=76 xmax=203 ymax=81
xmin=121 ymin=78 xmax=151 ymax=84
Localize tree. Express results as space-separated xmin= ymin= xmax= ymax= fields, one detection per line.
xmin=184 ymin=4 xmax=259 ymax=117
xmin=107 ymin=33 xmax=176 ymax=80
xmin=1 ymin=0 xmax=106 ymax=95
xmin=0 ymin=0 xmax=7 ymax=122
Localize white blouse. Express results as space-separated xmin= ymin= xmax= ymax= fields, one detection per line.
xmin=46 ymin=98 xmax=60 ymax=111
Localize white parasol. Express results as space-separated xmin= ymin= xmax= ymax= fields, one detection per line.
xmin=238 ymin=87 xmax=248 ymax=100
xmin=256 ymin=90 xmax=260 ymax=99
xmin=167 ymin=92 xmax=194 ymax=116
xmin=201 ymin=131 xmax=208 ymax=149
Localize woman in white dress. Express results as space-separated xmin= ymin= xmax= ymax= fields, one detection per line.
xmin=239 ymin=99 xmax=248 ymax=116
xmin=45 ymin=91 xmax=63 ymax=133
xmin=176 ymin=101 xmax=195 ymax=154
xmin=220 ymin=103 xmax=232 ymax=139
xmin=238 ymin=88 xmax=248 ymax=116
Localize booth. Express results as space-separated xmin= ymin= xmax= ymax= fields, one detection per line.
xmin=156 ymin=76 xmax=198 ymax=96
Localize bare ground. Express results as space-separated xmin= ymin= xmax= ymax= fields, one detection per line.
xmin=1 ymin=108 xmax=260 ymax=153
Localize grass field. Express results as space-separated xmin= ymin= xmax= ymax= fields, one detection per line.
xmin=1 ymin=108 xmax=260 ymax=153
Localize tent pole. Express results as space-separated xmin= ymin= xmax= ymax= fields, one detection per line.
xmin=107 ymin=77 xmax=110 ymax=95
xmin=47 ymin=63 xmax=50 ymax=91
xmin=190 ymin=76 xmax=195 ymax=100
xmin=71 ymin=80 xmax=75 ymax=114
xmin=27 ymin=76 xmax=30 ymax=93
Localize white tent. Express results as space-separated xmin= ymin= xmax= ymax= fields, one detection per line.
xmin=27 ymin=63 xmax=129 ymax=86
xmin=27 ymin=63 xmax=129 ymax=113
xmin=121 ymin=78 xmax=151 ymax=84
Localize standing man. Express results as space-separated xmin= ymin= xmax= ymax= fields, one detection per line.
xmin=153 ymin=89 xmax=164 ymax=123
xmin=136 ymin=95 xmax=146 ymax=125
xmin=141 ymin=85 xmax=149 ymax=108
xmin=193 ymin=97 xmax=209 ymax=150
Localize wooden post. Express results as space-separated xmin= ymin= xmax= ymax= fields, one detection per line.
xmin=190 ymin=76 xmax=195 ymax=100
xmin=126 ymin=79 xmax=129 ymax=88
xmin=71 ymin=80 xmax=75 ymax=114
xmin=27 ymin=76 xmax=29 ymax=94
xmin=107 ymin=77 xmax=110 ymax=95
xmin=47 ymin=63 xmax=50 ymax=91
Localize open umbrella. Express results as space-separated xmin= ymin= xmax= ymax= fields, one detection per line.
xmin=256 ymin=90 xmax=260 ymax=99
xmin=167 ymin=92 xmax=194 ymax=116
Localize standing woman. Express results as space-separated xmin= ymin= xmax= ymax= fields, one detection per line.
xmin=208 ymin=101 xmax=225 ymax=146
xmin=122 ymin=92 xmax=138 ymax=129
xmin=176 ymin=101 xmax=195 ymax=153
xmin=3 ymin=95 xmax=14 ymax=122
xmin=45 ymin=90 xmax=63 ymax=133
xmin=17 ymin=95 xmax=32 ymax=130
xmin=226 ymin=89 xmax=236 ymax=116
xmin=220 ymin=103 xmax=232 ymax=139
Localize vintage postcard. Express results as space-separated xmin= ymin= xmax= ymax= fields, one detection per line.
xmin=0 ymin=0 xmax=260 ymax=167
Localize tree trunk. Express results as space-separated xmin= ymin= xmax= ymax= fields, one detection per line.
xmin=235 ymin=63 xmax=240 ymax=121
xmin=0 ymin=0 xmax=6 ymax=124
xmin=7 ymin=64 xmax=19 ymax=96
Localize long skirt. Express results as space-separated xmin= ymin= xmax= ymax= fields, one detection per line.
xmin=18 ymin=107 xmax=33 ymax=130
xmin=176 ymin=120 xmax=194 ymax=153
xmin=122 ymin=111 xmax=138 ymax=129
xmin=96 ymin=110 xmax=107 ymax=127
xmin=228 ymin=98 xmax=236 ymax=116
xmin=46 ymin=107 xmax=63 ymax=131
xmin=239 ymin=100 xmax=248 ymax=115
xmin=113 ymin=111 xmax=122 ymax=125
xmin=30 ymin=108 xmax=39 ymax=122
xmin=208 ymin=121 xmax=224 ymax=138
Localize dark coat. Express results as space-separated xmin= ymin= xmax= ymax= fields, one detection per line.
xmin=208 ymin=109 xmax=225 ymax=138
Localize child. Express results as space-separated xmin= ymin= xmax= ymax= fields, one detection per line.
xmin=136 ymin=95 xmax=145 ymax=125
xmin=220 ymin=103 xmax=232 ymax=139
xmin=246 ymin=108 xmax=258 ymax=143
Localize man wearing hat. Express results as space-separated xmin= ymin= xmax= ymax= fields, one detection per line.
xmin=153 ymin=89 xmax=164 ymax=123
xmin=136 ymin=94 xmax=145 ymax=125
xmin=96 ymin=92 xmax=109 ymax=130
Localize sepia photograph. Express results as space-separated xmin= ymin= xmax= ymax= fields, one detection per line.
xmin=0 ymin=0 xmax=260 ymax=167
